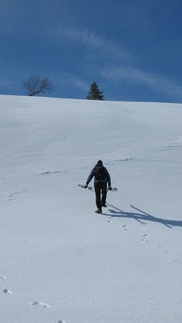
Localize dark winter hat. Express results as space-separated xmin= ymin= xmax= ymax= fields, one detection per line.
xmin=97 ymin=160 xmax=103 ymax=165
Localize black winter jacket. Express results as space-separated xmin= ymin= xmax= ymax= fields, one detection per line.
xmin=86 ymin=163 xmax=111 ymax=185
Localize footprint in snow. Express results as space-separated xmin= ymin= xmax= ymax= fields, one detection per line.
xmin=157 ymin=244 xmax=163 ymax=251
xmin=6 ymin=189 xmax=25 ymax=201
xmin=107 ymin=216 xmax=113 ymax=223
xmin=141 ymin=233 xmax=150 ymax=243
xmin=31 ymin=301 xmax=50 ymax=308
xmin=122 ymin=224 xmax=133 ymax=232
xmin=35 ymin=170 xmax=62 ymax=176
xmin=2 ymin=288 xmax=13 ymax=295
xmin=158 ymin=245 xmax=177 ymax=259
xmin=0 ymin=276 xmax=12 ymax=295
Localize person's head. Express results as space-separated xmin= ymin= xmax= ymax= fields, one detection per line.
xmin=97 ymin=160 xmax=103 ymax=166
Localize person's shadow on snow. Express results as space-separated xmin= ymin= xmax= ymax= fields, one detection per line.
xmin=103 ymin=204 xmax=182 ymax=229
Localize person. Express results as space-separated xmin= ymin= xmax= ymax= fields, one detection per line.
xmin=84 ymin=160 xmax=112 ymax=213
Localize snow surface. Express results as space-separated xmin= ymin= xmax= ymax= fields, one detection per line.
xmin=0 ymin=95 xmax=182 ymax=323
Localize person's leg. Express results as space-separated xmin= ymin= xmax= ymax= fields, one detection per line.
xmin=101 ymin=182 xmax=107 ymax=206
xmin=94 ymin=182 xmax=102 ymax=211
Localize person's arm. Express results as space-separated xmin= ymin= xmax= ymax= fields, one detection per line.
xmin=85 ymin=168 xmax=95 ymax=187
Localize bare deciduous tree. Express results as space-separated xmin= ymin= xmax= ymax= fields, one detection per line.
xmin=23 ymin=75 xmax=52 ymax=96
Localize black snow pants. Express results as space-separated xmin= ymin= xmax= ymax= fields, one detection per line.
xmin=94 ymin=181 xmax=107 ymax=208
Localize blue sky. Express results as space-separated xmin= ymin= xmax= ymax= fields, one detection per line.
xmin=1 ymin=0 xmax=182 ymax=102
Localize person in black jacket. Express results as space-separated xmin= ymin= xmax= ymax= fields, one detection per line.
xmin=85 ymin=160 xmax=112 ymax=213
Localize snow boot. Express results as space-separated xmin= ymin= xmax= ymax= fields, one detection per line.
xmin=102 ymin=203 xmax=107 ymax=207
xmin=95 ymin=207 xmax=102 ymax=214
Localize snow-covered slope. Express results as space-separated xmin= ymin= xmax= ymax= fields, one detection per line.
xmin=1 ymin=95 xmax=182 ymax=323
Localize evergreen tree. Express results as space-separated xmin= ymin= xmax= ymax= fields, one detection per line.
xmin=87 ymin=82 xmax=104 ymax=100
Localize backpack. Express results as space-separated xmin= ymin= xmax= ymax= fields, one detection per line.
xmin=94 ymin=166 xmax=106 ymax=180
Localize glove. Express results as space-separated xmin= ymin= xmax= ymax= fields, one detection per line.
xmin=108 ymin=184 xmax=112 ymax=191
xmin=84 ymin=184 xmax=88 ymax=189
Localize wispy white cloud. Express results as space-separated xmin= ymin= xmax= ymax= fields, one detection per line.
xmin=49 ymin=25 xmax=182 ymax=101
xmin=54 ymin=73 xmax=88 ymax=92
xmin=102 ymin=66 xmax=182 ymax=100
xmin=69 ymin=76 xmax=89 ymax=91
xmin=51 ymin=26 xmax=131 ymax=61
